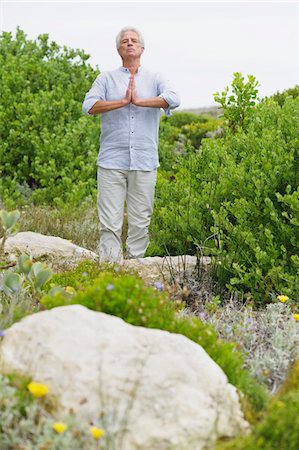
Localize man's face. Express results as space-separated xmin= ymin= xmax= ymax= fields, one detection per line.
xmin=117 ymin=31 xmax=144 ymax=60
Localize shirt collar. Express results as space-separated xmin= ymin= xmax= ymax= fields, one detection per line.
xmin=119 ymin=66 xmax=143 ymax=74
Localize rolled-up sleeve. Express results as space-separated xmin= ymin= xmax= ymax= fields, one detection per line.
xmin=156 ymin=72 xmax=180 ymax=117
xmin=82 ymin=74 xmax=107 ymax=116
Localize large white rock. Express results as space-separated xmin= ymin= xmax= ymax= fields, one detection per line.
xmin=0 ymin=305 xmax=249 ymax=449
xmin=4 ymin=231 xmax=97 ymax=269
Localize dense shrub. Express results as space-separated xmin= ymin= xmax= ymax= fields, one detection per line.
xmin=41 ymin=261 xmax=267 ymax=413
xmin=148 ymin=77 xmax=299 ymax=304
xmin=0 ymin=28 xmax=99 ymax=205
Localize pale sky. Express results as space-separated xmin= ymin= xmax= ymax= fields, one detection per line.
xmin=0 ymin=0 xmax=298 ymax=108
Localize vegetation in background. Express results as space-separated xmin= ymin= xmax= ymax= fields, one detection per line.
xmin=0 ymin=28 xmax=100 ymax=205
xmin=148 ymin=75 xmax=299 ymax=305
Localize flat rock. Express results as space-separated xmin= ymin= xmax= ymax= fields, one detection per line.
xmin=4 ymin=231 xmax=97 ymax=270
xmin=0 ymin=305 xmax=249 ymax=450
xmin=123 ymin=255 xmax=211 ymax=287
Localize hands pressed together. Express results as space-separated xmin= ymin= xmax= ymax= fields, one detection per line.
xmin=124 ymin=75 xmax=140 ymax=106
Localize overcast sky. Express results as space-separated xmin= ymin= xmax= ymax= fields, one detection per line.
xmin=1 ymin=0 xmax=298 ymax=109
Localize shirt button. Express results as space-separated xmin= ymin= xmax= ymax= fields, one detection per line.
xmin=131 ymin=131 xmax=134 ymax=133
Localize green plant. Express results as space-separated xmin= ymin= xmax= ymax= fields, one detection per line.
xmin=149 ymin=83 xmax=299 ymax=304
xmin=0 ymin=255 xmax=53 ymax=329
xmin=0 ymin=209 xmax=20 ymax=252
xmin=0 ymin=28 xmax=99 ymax=205
xmin=213 ymin=72 xmax=259 ymax=133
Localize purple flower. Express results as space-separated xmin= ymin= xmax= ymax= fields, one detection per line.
xmin=82 ymin=272 xmax=88 ymax=277
xmin=225 ymin=325 xmax=232 ymax=335
xmin=154 ymin=281 xmax=163 ymax=291
xmin=0 ymin=330 xmax=5 ymax=337
xmin=199 ymin=312 xmax=206 ymax=320
xmin=106 ymin=284 xmax=114 ymax=291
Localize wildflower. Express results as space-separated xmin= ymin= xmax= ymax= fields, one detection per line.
xmin=293 ymin=314 xmax=299 ymax=322
xmin=65 ymin=286 xmax=76 ymax=295
xmin=82 ymin=272 xmax=88 ymax=277
xmin=106 ymin=283 xmax=114 ymax=291
xmin=277 ymin=295 xmax=289 ymax=303
xmin=53 ymin=422 xmax=68 ymax=433
xmin=90 ymin=426 xmax=105 ymax=440
xmin=27 ymin=382 xmax=49 ymax=398
xmin=154 ymin=281 xmax=163 ymax=291
xmin=0 ymin=330 xmax=5 ymax=337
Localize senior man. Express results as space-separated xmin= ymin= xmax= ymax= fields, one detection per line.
xmin=82 ymin=27 xmax=180 ymax=262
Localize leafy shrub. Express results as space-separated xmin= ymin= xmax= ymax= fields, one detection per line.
xmin=149 ymin=76 xmax=299 ymax=304
xmin=217 ymin=361 xmax=299 ymax=450
xmin=0 ymin=28 xmax=99 ymax=205
xmin=271 ymin=85 xmax=299 ymax=107
xmin=41 ymin=262 xmax=267 ymax=413
xmin=158 ymin=112 xmax=221 ymax=172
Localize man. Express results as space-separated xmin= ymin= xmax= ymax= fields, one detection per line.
xmin=82 ymin=26 xmax=180 ymax=262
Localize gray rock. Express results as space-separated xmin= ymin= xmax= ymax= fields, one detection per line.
xmin=0 ymin=305 xmax=249 ymax=450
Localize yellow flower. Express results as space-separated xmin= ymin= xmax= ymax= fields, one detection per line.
xmin=53 ymin=422 xmax=68 ymax=433
xmin=90 ymin=426 xmax=105 ymax=440
xmin=65 ymin=286 xmax=76 ymax=295
xmin=293 ymin=314 xmax=299 ymax=322
xmin=27 ymin=382 xmax=49 ymax=398
xmin=277 ymin=295 xmax=289 ymax=303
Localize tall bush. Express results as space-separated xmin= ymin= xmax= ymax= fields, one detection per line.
xmin=149 ymin=75 xmax=299 ymax=304
xmin=0 ymin=28 xmax=99 ymax=205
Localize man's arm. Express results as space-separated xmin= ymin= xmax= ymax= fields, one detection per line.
xmin=88 ymin=77 xmax=133 ymax=114
xmin=88 ymin=98 xmax=128 ymax=114
xmin=131 ymin=97 xmax=169 ymax=108
xmin=130 ymin=75 xmax=170 ymax=109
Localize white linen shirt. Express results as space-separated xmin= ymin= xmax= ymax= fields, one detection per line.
xmin=82 ymin=66 xmax=180 ymax=170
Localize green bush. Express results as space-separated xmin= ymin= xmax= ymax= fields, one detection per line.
xmin=0 ymin=28 xmax=99 ymax=205
xmin=217 ymin=361 xmax=299 ymax=450
xmin=41 ymin=262 xmax=267 ymax=413
xmin=149 ymin=76 xmax=299 ymax=304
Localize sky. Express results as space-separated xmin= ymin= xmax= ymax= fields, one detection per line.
xmin=0 ymin=0 xmax=298 ymax=109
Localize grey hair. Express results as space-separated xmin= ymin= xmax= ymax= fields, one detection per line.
xmin=116 ymin=27 xmax=145 ymax=49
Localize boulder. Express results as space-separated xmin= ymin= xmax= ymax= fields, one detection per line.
xmin=0 ymin=305 xmax=249 ymax=450
xmin=4 ymin=231 xmax=97 ymax=270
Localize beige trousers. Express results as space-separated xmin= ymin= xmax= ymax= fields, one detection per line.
xmin=97 ymin=167 xmax=157 ymax=262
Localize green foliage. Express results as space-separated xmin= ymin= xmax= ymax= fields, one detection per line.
xmin=149 ymin=83 xmax=299 ymax=304
xmin=0 ymin=209 xmax=20 ymax=250
xmin=41 ymin=262 xmax=267 ymax=412
xmin=213 ymin=72 xmax=259 ymax=133
xmin=158 ymin=112 xmax=221 ymax=173
xmin=217 ymin=361 xmax=299 ymax=450
xmin=0 ymin=28 xmax=99 ymax=205
xmin=0 ymin=255 xmax=52 ymax=329
xmin=271 ymin=85 xmax=299 ymax=107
